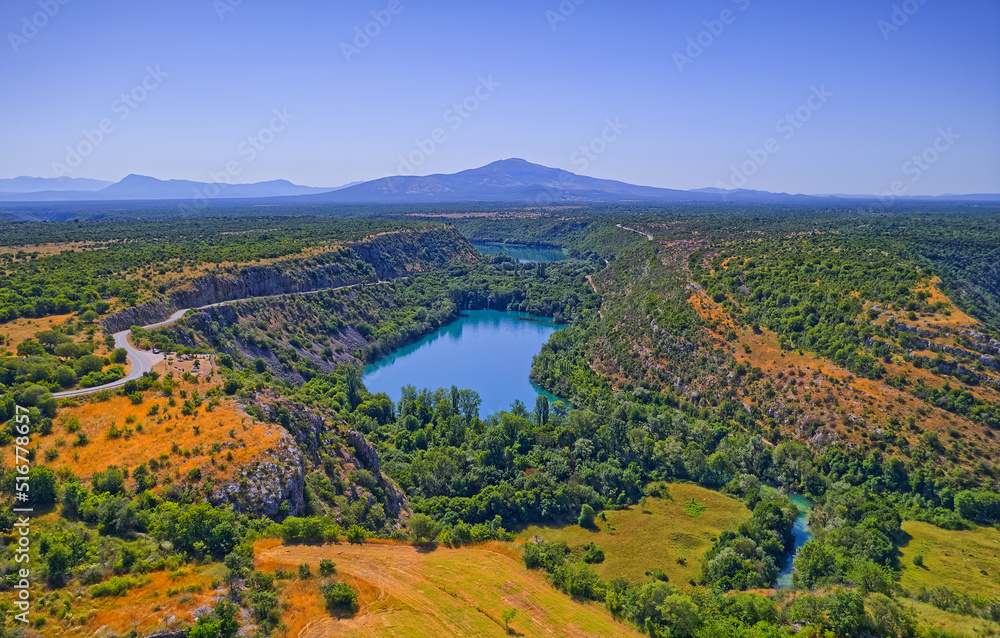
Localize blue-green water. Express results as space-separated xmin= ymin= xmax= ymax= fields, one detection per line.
xmin=363 ymin=310 xmax=565 ymax=416
xmin=472 ymin=242 xmax=567 ymax=263
xmin=776 ymin=493 xmax=813 ymax=589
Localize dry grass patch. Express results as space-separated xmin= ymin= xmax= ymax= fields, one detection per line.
xmin=517 ymin=483 xmax=750 ymax=584
xmin=0 ymin=313 xmax=116 ymax=358
xmin=32 ymin=564 xmax=223 ymax=638
xmin=255 ymin=538 xmax=643 ymax=638
xmin=44 ymin=378 xmax=289 ymax=484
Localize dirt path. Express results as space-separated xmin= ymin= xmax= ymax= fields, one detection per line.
xmin=615 ymin=223 xmax=653 ymax=241
xmin=55 ymin=280 xmax=390 ymax=398
xmin=585 ymin=275 xmax=603 ymax=319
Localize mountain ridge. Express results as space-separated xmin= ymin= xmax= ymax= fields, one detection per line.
xmin=1 ymin=159 xmax=996 ymax=204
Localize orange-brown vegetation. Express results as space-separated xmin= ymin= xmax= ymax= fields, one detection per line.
xmin=46 ymin=373 xmax=289 ymax=485
xmin=687 ymin=285 xmax=998 ymax=467
xmin=0 ymin=313 xmax=115 ymax=357
xmin=254 ymin=538 xmax=644 ymax=638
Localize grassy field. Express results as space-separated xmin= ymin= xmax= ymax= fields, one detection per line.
xmin=898 ymin=520 xmax=1000 ymax=598
xmin=516 ymin=483 xmax=750 ymax=584
xmin=254 ymin=538 xmax=644 ymax=638
xmin=907 ymin=600 xmax=1000 ymax=637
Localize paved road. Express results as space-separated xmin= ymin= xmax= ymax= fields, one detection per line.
xmin=52 ymin=281 xmax=386 ymax=399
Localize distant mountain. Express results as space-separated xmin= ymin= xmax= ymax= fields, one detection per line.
xmin=0 ymin=161 xmax=996 ymax=204
xmin=288 ymin=159 xmax=873 ymax=205
xmin=0 ymin=176 xmax=112 ymax=192
xmin=98 ymin=174 xmax=334 ymax=200
xmin=0 ymin=175 xmax=342 ymax=202
xmin=296 ymin=159 xmax=717 ymax=204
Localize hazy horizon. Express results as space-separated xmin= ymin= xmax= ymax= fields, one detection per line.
xmin=2 ymin=0 xmax=998 ymax=196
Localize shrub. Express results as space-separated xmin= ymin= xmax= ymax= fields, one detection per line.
xmin=346 ymin=525 xmax=367 ymax=545
xmin=90 ymin=575 xmax=144 ymax=597
xmin=321 ymin=581 xmax=358 ymax=612
xmin=582 ymin=542 xmax=605 ymax=564
xmin=319 ymin=559 xmax=336 ymax=576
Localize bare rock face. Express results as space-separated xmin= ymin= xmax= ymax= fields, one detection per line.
xmin=102 ymin=227 xmax=478 ymax=332
xmin=345 ymin=429 xmax=411 ymax=521
xmin=346 ymin=429 xmax=381 ymax=477
xmin=212 ymin=432 xmax=305 ymax=519
xmin=249 ymin=399 xmax=411 ymax=525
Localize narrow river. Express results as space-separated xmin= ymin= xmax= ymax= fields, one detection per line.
xmin=776 ymin=493 xmax=813 ymax=589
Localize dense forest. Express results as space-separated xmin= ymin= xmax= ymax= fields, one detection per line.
xmin=1 ymin=205 xmax=1000 ymax=637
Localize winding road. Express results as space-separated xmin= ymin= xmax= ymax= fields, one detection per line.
xmin=52 ymin=281 xmax=387 ymax=399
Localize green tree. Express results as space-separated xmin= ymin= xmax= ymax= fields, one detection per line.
xmin=91 ymin=466 xmax=126 ymax=495
xmin=55 ymin=365 xmax=77 ymax=388
xmin=582 ymin=542 xmax=604 ymax=564
xmin=864 ymin=593 xmax=916 ymax=638
xmin=45 ymin=543 xmax=71 ymax=585
xmin=188 ymin=599 xmax=239 ymax=638
xmin=578 ymin=503 xmax=596 ymax=529
xmin=828 ymin=589 xmax=864 ymax=638
xmin=16 ymin=339 xmax=44 ymax=357
xmin=3 ymin=466 xmax=58 ymax=507
xmin=408 ymin=513 xmax=440 ymax=542
xmin=534 ymin=394 xmax=549 ymax=426
xmin=657 ymin=593 xmax=702 ymax=638
xmin=501 ymin=607 xmax=517 ymax=630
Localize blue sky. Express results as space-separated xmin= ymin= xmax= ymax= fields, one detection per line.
xmin=1 ymin=0 xmax=998 ymax=195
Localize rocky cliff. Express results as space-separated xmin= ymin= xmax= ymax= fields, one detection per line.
xmin=211 ymin=426 xmax=306 ymax=519
xmin=258 ymin=398 xmax=411 ymax=526
xmin=102 ymin=227 xmax=478 ymax=333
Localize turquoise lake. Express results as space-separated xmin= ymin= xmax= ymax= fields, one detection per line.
xmin=472 ymin=242 xmax=567 ymax=263
xmin=362 ymin=310 xmax=565 ymax=416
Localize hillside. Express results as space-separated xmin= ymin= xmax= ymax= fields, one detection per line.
xmin=254 ymin=539 xmax=644 ymax=638
xmin=3 ymin=206 xmax=1000 ymax=637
